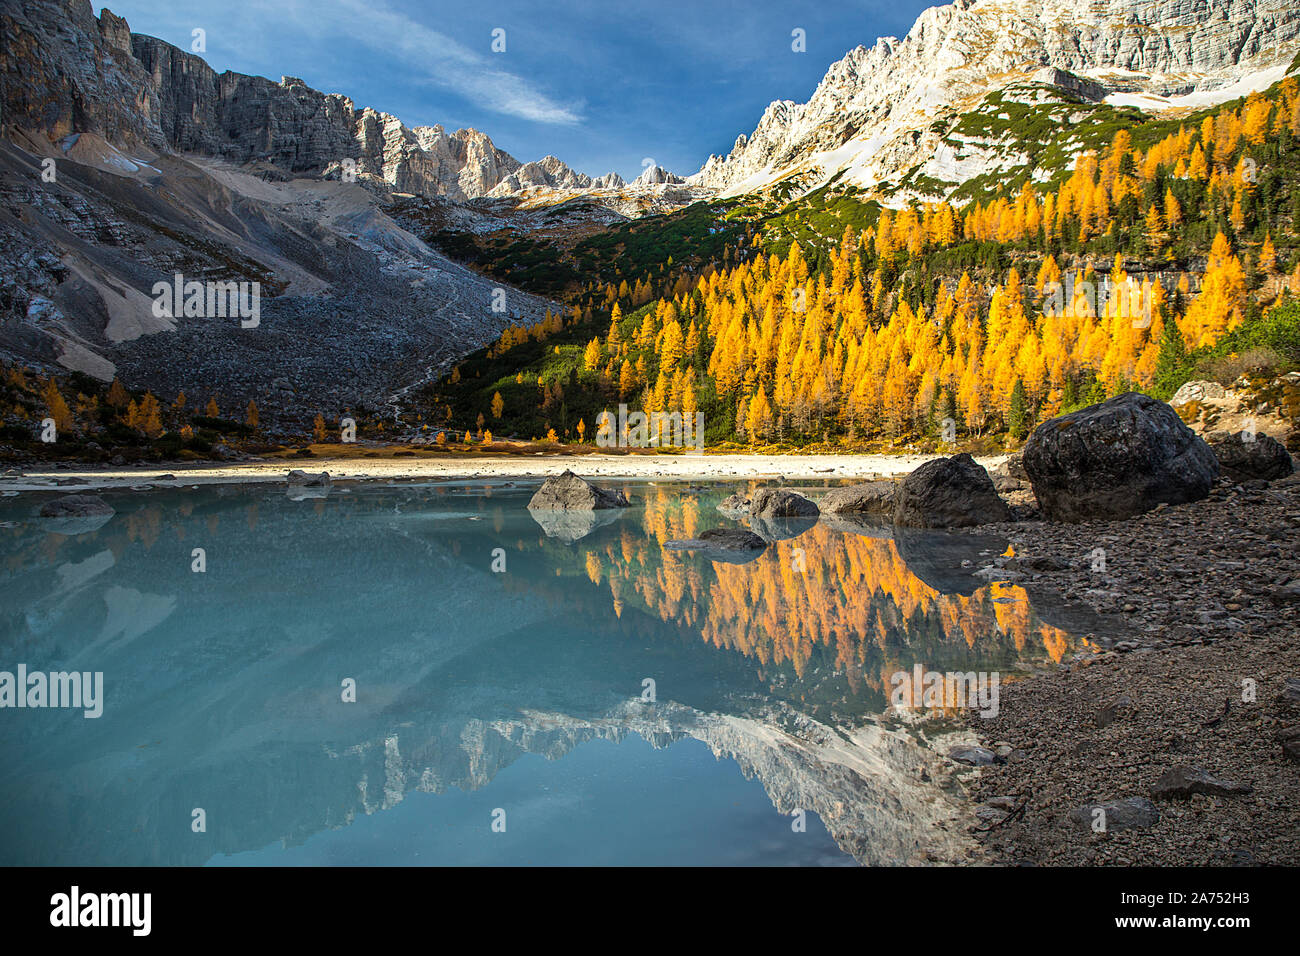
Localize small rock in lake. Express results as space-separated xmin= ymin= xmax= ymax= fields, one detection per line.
xmin=527 ymin=470 xmax=629 ymax=511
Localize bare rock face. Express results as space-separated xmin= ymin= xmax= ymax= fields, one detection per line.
xmin=820 ymin=480 xmax=896 ymax=515
xmin=893 ymin=454 xmax=1009 ymax=528
xmin=527 ymin=471 xmax=630 ymax=511
xmin=632 ymin=164 xmax=685 ymax=186
xmin=749 ymin=488 xmax=819 ymax=519
xmin=1171 ymin=373 xmax=1299 ymax=449
xmin=0 ymin=1 xmax=637 ymax=204
xmin=1023 ymin=393 xmax=1220 ymax=522
xmin=1211 ymin=431 xmax=1295 ymax=482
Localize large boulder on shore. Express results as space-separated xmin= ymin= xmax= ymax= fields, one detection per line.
xmin=527 ymin=470 xmax=629 ymax=510
xmin=1023 ymin=393 xmax=1219 ymax=522
xmin=893 ymin=454 xmax=1010 ymax=528
xmin=749 ymin=487 xmax=819 ymax=519
xmin=1211 ymin=431 xmax=1294 ymax=482
xmin=819 ymin=481 xmax=896 ymax=515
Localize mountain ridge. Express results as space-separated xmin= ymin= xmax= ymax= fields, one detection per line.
xmin=689 ymin=0 xmax=1300 ymax=200
xmin=0 ymin=0 xmax=684 ymax=204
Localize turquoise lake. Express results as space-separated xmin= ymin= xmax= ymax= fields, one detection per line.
xmin=0 ymin=479 xmax=1090 ymax=866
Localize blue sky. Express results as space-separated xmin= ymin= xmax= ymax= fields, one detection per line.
xmin=104 ymin=0 xmax=937 ymax=181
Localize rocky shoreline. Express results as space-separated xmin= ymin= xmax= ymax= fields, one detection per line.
xmin=959 ymin=471 xmax=1300 ymax=865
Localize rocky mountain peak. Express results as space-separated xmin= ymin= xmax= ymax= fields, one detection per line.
xmin=689 ymin=0 xmax=1300 ymax=200
xmin=0 ymin=0 xmax=651 ymax=206
xmin=632 ymin=164 xmax=685 ymax=186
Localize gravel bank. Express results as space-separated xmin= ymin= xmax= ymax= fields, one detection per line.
xmin=961 ymin=471 xmax=1300 ymax=865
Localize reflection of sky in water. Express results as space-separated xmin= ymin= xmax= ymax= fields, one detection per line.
xmin=0 ymin=481 xmax=1088 ymax=866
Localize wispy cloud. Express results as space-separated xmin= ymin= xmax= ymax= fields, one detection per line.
xmin=328 ymin=0 xmax=583 ymax=124
xmin=121 ymin=0 xmax=583 ymax=125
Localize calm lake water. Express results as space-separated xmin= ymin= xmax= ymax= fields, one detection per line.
xmin=0 ymin=479 xmax=1090 ymax=866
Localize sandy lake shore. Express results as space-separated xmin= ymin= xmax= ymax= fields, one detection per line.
xmin=0 ymin=451 xmax=1008 ymax=491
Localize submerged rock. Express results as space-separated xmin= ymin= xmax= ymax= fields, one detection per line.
xmin=819 ymin=480 xmax=896 ymax=515
xmin=38 ymin=494 xmax=114 ymax=518
xmin=37 ymin=494 xmax=115 ymax=534
xmin=694 ymin=527 xmax=767 ymax=550
xmin=527 ymin=470 xmax=629 ymax=510
xmin=1211 ymin=431 xmax=1294 ymax=482
xmin=665 ymin=527 xmax=768 ymax=563
xmin=1023 ymin=392 xmax=1219 ymax=522
xmin=893 ymin=453 xmax=1009 ymax=528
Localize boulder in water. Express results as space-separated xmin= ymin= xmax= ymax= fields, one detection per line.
xmin=37 ymin=494 xmax=115 ymax=534
xmin=287 ymin=469 xmax=331 ymax=487
xmin=749 ymin=487 xmax=819 ymax=519
xmin=819 ymin=481 xmax=896 ymax=515
xmin=527 ymin=470 xmax=629 ymax=510
xmin=893 ymin=454 xmax=1009 ymax=528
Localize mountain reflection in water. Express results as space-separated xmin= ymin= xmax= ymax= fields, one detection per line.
xmin=0 ymin=480 xmax=1099 ymax=866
